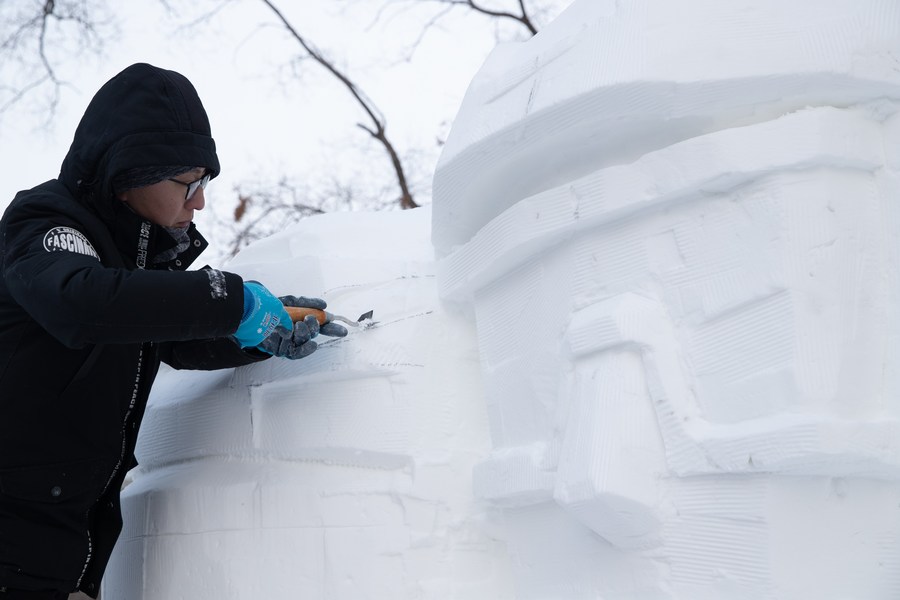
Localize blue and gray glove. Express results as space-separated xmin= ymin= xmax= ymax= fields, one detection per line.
xmin=234 ymin=283 xmax=348 ymax=360
xmin=261 ymin=295 xmax=348 ymax=359
xmin=233 ymin=281 xmax=292 ymax=350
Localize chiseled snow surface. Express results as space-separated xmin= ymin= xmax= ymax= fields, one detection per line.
xmin=105 ymin=0 xmax=900 ymax=598
xmin=432 ymin=0 xmax=900 ymax=257
xmin=104 ymin=207 xmax=519 ymax=599
xmin=433 ymin=0 xmax=900 ymax=598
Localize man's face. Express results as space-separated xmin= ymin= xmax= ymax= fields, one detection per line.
xmin=118 ymin=167 xmax=207 ymax=228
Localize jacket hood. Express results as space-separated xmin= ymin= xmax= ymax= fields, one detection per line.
xmin=59 ymin=63 xmax=220 ymax=219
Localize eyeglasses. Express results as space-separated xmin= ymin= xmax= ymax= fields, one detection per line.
xmin=169 ymin=172 xmax=211 ymax=200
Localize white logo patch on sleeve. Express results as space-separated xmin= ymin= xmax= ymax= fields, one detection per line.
xmin=43 ymin=226 xmax=100 ymax=260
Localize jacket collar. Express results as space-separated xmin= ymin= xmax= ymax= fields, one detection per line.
xmin=109 ymin=199 xmax=207 ymax=271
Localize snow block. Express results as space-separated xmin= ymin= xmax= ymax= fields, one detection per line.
xmin=434 ymin=0 xmax=900 ymax=597
xmin=438 ymin=106 xmax=885 ymax=303
xmin=104 ymin=209 xmax=514 ymax=600
xmin=473 ymin=443 xmax=556 ymax=507
xmin=553 ymin=348 xmax=666 ymax=550
xmin=433 ymin=0 xmax=900 ymax=256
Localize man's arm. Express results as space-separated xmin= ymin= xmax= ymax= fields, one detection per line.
xmin=1 ymin=203 xmax=245 ymax=348
xmin=158 ymin=337 xmax=269 ymax=371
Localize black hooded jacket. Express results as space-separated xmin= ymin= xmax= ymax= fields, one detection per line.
xmin=0 ymin=63 xmax=267 ymax=597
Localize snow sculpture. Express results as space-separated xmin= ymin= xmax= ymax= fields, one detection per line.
xmin=102 ymin=209 xmax=513 ymax=599
xmin=433 ymin=0 xmax=900 ymax=598
xmin=104 ymin=0 xmax=900 ymax=598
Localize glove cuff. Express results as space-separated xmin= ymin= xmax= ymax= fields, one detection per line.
xmin=242 ymin=283 xmax=255 ymax=320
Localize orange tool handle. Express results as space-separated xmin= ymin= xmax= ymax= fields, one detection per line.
xmin=284 ymin=306 xmax=328 ymax=325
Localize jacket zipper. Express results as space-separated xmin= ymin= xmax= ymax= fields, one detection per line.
xmin=75 ymin=342 xmax=147 ymax=589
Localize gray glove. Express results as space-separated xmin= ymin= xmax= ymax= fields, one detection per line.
xmin=279 ymin=295 xmax=349 ymax=339
xmin=258 ymin=314 xmax=320 ymax=359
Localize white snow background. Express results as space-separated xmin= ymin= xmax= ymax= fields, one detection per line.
xmin=19 ymin=0 xmax=900 ymax=597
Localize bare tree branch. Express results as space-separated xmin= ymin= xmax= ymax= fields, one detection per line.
xmin=223 ymin=176 xmax=397 ymax=256
xmin=259 ymin=0 xmax=418 ymax=209
xmin=424 ymin=0 xmax=538 ymax=35
xmin=165 ymin=0 xmax=237 ymax=31
xmin=394 ymin=3 xmax=456 ymax=63
xmin=0 ymin=0 xmax=111 ymax=120
xmin=226 ymin=179 xmax=327 ymax=256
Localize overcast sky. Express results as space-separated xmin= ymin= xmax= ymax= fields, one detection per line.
xmin=0 ymin=0 xmax=573 ymax=262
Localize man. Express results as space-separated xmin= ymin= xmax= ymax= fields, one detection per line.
xmin=0 ymin=63 xmax=346 ymax=599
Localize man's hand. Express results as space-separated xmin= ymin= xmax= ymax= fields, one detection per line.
xmin=257 ymin=313 xmax=321 ymax=359
xmin=233 ymin=286 xmax=349 ymax=360
xmin=279 ymin=295 xmax=349 ymax=339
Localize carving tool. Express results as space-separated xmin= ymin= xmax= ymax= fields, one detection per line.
xmin=284 ymin=306 xmax=375 ymax=328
